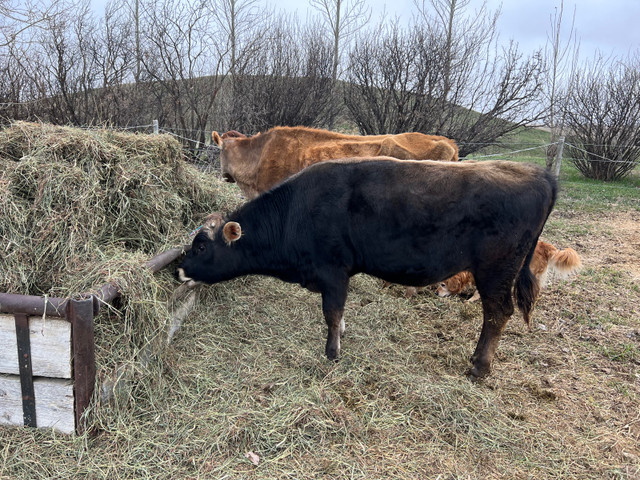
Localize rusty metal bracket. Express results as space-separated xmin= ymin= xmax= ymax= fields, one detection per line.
xmin=66 ymin=297 xmax=96 ymax=434
xmin=14 ymin=313 xmax=36 ymax=427
xmin=0 ymin=293 xmax=66 ymax=317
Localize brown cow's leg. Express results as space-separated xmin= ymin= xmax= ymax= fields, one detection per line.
xmin=469 ymin=292 xmax=514 ymax=379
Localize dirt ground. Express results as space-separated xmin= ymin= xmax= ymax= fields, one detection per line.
xmin=580 ymin=210 xmax=640 ymax=281
xmin=1 ymin=182 xmax=639 ymax=480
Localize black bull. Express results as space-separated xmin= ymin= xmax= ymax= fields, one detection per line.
xmin=178 ymin=158 xmax=557 ymax=378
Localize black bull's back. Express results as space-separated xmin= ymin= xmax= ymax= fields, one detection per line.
xmin=180 ymin=158 xmax=557 ymax=378
xmin=283 ymin=159 xmax=556 ymax=286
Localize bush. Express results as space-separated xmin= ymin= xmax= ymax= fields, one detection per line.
xmin=564 ymin=56 xmax=640 ymax=181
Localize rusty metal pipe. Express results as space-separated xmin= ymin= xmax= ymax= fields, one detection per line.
xmin=0 ymin=293 xmax=67 ymax=318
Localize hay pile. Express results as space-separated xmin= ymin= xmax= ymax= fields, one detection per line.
xmin=0 ymin=121 xmax=231 ymax=296
xmin=0 ymin=122 xmax=239 ymax=426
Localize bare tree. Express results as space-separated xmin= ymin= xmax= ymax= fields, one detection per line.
xmin=344 ymin=22 xmax=445 ymax=134
xmin=230 ymin=14 xmax=334 ymax=131
xmin=88 ymin=0 xmax=141 ymax=124
xmin=1 ymin=0 xmax=94 ymax=124
xmin=563 ymin=53 xmax=640 ymax=181
xmin=0 ymin=46 xmax=31 ymax=123
xmin=12 ymin=0 xmax=100 ymax=125
xmin=345 ymin=7 xmax=544 ymax=156
xmin=309 ymin=0 xmax=370 ymax=83
xmin=206 ymin=0 xmax=271 ymax=130
xmin=543 ymin=0 xmax=579 ymax=170
xmin=309 ymin=0 xmax=370 ymax=127
xmin=140 ymin=0 xmax=230 ymax=148
xmin=0 ymin=0 xmax=57 ymax=48
xmin=210 ymin=0 xmax=261 ymax=77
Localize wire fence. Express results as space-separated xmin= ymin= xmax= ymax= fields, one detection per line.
xmin=61 ymin=122 xmax=639 ymax=191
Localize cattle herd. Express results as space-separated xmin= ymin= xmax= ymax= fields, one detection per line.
xmin=178 ymin=126 xmax=580 ymax=379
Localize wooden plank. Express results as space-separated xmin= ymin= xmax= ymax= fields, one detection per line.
xmin=0 ymin=375 xmax=75 ymax=434
xmin=0 ymin=315 xmax=71 ymax=378
xmin=0 ymin=374 xmax=25 ymax=428
xmin=32 ymin=378 xmax=75 ymax=433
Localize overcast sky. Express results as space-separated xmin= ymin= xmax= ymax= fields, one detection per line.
xmin=85 ymin=0 xmax=639 ymax=61
xmin=262 ymin=0 xmax=640 ymax=61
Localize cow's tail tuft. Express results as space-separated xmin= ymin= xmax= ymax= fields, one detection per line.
xmin=549 ymin=247 xmax=582 ymax=278
xmin=514 ymin=242 xmax=540 ymax=331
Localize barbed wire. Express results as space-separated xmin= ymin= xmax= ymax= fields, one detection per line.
xmin=464 ymin=144 xmax=553 ymax=160
xmin=158 ymin=128 xmax=204 ymax=145
xmin=3 ymin=119 xmax=638 ymax=169
xmin=564 ymin=142 xmax=640 ymax=165
xmin=463 ymin=140 xmax=639 ymax=166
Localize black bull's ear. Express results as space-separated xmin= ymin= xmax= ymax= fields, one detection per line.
xmin=223 ymin=221 xmax=242 ymax=244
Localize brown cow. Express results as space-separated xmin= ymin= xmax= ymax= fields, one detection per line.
xmin=436 ymin=240 xmax=582 ymax=304
xmin=212 ymin=126 xmax=459 ymax=199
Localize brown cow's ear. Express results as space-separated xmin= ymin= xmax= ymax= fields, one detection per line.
xmin=212 ymin=131 xmax=222 ymax=146
xmin=223 ymin=222 xmax=242 ymax=244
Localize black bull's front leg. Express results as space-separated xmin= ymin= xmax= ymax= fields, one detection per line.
xmin=469 ymin=292 xmax=515 ymax=378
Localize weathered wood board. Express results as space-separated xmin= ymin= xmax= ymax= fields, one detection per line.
xmin=0 ymin=375 xmax=75 ymax=434
xmin=0 ymin=315 xmax=72 ymax=378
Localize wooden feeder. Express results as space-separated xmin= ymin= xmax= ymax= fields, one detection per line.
xmin=0 ymin=246 xmax=188 ymax=435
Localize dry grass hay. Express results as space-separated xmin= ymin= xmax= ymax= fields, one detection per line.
xmin=0 ymin=121 xmax=240 ymax=428
xmin=1 ymin=124 xmax=638 ymax=478
xmin=0 ymin=121 xmax=235 ymax=296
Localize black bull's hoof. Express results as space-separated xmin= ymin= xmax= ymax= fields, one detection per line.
xmin=467 ymin=363 xmax=491 ymax=381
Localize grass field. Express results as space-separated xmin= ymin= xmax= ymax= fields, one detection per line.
xmin=1 ymin=129 xmax=639 ymax=479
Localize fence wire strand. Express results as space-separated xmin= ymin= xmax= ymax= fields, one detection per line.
xmin=14 ymin=122 xmax=635 ymax=188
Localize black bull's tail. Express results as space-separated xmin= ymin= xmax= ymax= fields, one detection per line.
xmin=514 ymin=242 xmax=540 ymax=330
xmin=515 ymin=167 xmax=558 ymax=329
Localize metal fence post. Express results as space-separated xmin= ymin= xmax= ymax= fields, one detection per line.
xmin=14 ymin=313 xmax=36 ymax=427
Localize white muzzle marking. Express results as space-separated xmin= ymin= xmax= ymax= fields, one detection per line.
xmin=177 ymin=268 xmax=200 ymax=288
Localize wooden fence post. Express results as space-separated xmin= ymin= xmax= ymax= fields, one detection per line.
xmin=554 ymin=136 xmax=565 ymax=178
xmin=153 ymin=119 xmax=159 ymax=135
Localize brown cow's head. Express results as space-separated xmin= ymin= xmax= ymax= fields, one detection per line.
xmin=212 ymin=130 xmax=249 ymax=183
xmin=436 ymin=271 xmax=475 ymax=297
xmin=212 ymin=130 xmax=264 ymax=199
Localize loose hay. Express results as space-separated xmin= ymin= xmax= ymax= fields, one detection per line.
xmin=0 ymin=121 xmax=234 ymax=295
xmin=1 ymin=124 xmax=639 ymax=479
xmin=0 ymin=121 xmax=238 ymax=430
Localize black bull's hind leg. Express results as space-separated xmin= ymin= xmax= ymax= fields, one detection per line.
xmin=321 ymin=274 xmax=349 ymax=361
xmin=469 ymin=289 xmax=515 ymax=379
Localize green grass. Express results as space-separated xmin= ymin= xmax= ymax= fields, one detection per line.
xmin=601 ymin=343 xmax=639 ymax=363
xmin=465 ymin=127 xmax=640 ymax=213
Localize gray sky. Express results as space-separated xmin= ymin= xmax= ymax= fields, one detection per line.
xmin=264 ymin=0 xmax=640 ymax=61
xmin=86 ymin=0 xmax=640 ymax=61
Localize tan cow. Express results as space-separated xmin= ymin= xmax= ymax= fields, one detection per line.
xmin=212 ymin=126 xmax=459 ymax=199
